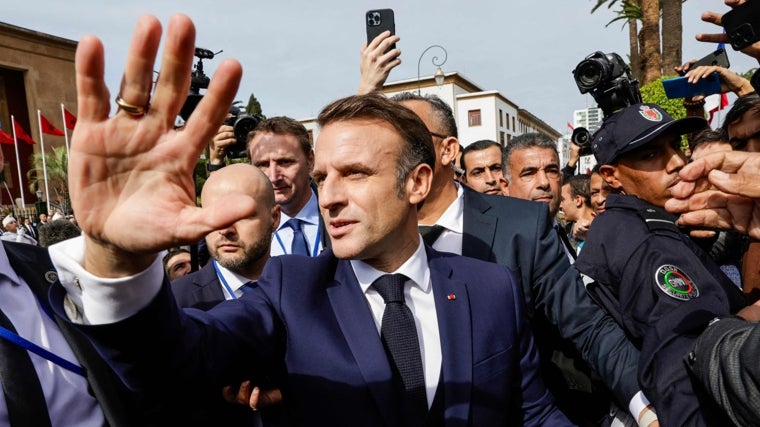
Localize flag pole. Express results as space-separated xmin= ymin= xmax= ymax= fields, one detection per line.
xmin=60 ymin=103 xmax=70 ymax=159
xmin=37 ymin=110 xmax=51 ymax=214
xmin=10 ymin=115 xmax=25 ymax=207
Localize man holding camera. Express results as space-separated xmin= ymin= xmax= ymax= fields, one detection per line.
xmin=575 ymin=103 xmax=746 ymax=427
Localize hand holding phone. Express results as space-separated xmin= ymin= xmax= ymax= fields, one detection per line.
xmin=686 ymin=48 xmax=730 ymax=73
xmin=359 ymin=9 xmax=400 ymax=95
xmin=366 ymin=9 xmax=396 ymax=53
xmin=722 ymin=1 xmax=760 ymax=51
xmin=662 ymin=72 xmax=722 ymax=99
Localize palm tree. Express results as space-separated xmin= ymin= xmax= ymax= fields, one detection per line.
xmin=26 ymin=146 xmax=69 ymax=214
xmin=591 ymin=0 xmax=687 ymax=85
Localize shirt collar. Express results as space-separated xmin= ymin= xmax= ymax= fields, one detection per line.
xmin=213 ymin=260 xmax=253 ymax=292
xmin=426 ymin=181 xmax=464 ymax=233
xmin=352 ymin=238 xmax=430 ymax=295
xmin=277 ymin=188 xmax=320 ymax=229
xmin=0 ymin=242 xmax=21 ymax=285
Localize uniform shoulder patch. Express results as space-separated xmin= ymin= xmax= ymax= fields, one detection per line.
xmin=655 ymin=265 xmax=699 ymax=301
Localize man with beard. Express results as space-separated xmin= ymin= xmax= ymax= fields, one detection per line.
xmin=171 ymin=163 xmax=280 ymax=426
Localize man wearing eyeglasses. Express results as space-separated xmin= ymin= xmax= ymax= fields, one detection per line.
xmin=361 ymin=35 xmax=645 ymax=426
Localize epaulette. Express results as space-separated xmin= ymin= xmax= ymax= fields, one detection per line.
xmin=636 ymin=207 xmax=679 ymax=232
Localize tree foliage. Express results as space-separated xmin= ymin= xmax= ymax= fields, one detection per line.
xmin=591 ymin=0 xmax=687 ymax=85
xmin=246 ymin=93 xmax=266 ymax=119
xmin=639 ymin=76 xmax=687 ymax=119
xmin=26 ymin=145 xmax=70 ymax=213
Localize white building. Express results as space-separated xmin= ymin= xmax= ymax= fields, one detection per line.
xmin=558 ymin=107 xmax=602 ymax=175
xmin=301 ymin=72 xmax=560 ymax=150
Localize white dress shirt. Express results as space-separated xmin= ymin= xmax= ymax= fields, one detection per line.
xmin=420 ymin=182 xmax=464 ymax=255
xmin=50 ymin=235 xmax=443 ymax=408
xmin=0 ymin=242 xmax=103 ymax=427
xmin=213 ymin=261 xmax=255 ymax=299
xmin=271 ymin=189 xmax=323 ymax=256
xmin=351 ymin=238 xmax=441 ymax=408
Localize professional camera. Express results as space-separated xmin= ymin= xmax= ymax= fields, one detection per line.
xmin=570 ymin=127 xmax=592 ymax=156
xmin=224 ymin=106 xmax=260 ymax=159
xmin=572 ymin=51 xmax=641 ymax=117
xmin=179 ymin=48 xmax=216 ymax=121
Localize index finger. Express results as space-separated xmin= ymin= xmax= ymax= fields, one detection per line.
xmin=678 ymin=151 xmax=746 ymax=181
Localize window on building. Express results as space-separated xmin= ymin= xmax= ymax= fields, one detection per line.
xmin=307 ymin=130 xmax=314 ymax=143
xmin=500 ymin=131 xmax=505 ymax=145
xmin=468 ymin=109 xmax=482 ymax=127
xmin=506 ymin=113 xmax=510 ymax=130
xmin=499 ymin=109 xmax=503 ymax=127
xmin=507 ymin=134 xmax=512 ymax=144
xmin=512 ymin=116 xmax=516 ymax=131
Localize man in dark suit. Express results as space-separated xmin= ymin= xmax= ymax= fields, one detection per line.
xmin=47 ymin=19 xmax=570 ymax=425
xmin=171 ymin=163 xmax=279 ymax=309
xmin=359 ymin=42 xmax=643 ymax=424
xmin=170 ymin=163 xmax=280 ymax=425
xmin=386 ymin=91 xmax=646 ymax=426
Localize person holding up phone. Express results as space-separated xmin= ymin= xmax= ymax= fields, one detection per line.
xmin=359 ymin=30 xmax=400 ymax=95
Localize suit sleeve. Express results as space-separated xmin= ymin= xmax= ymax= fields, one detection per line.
xmin=504 ymin=267 xmax=572 ymax=426
xmin=527 ymin=206 xmax=641 ymax=407
xmin=688 ymin=317 xmax=760 ymax=427
xmin=48 ymin=257 xmax=286 ymax=401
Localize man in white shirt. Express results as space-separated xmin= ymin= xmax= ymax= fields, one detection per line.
xmin=246 ymin=117 xmax=324 ymax=257
xmin=1 ymin=216 xmax=37 ymax=246
xmin=47 ymin=17 xmax=568 ymax=425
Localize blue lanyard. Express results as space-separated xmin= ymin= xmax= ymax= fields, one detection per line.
xmin=274 ymin=221 xmax=321 ymax=257
xmin=0 ymin=298 xmax=85 ymax=377
xmin=213 ymin=260 xmax=240 ymax=300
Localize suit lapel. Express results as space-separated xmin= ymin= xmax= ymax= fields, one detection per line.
xmin=327 ymin=260 xmax=401 ymax=426
xmin=428 ymin=249 xmax=473 ymax=423
xmin=191 ymin=263 xmax=226 ymax=304
xmin=462 ymin=187 xmax=497 ymax=261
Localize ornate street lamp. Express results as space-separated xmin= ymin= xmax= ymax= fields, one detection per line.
xmin=417 ymin=45 xmax=448 ymax=95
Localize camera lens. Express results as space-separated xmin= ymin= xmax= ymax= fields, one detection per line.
xmin=571 ymin=127 xmax=592 ymax=148
xmin=575 ymin=60 xmax=605 ymax=91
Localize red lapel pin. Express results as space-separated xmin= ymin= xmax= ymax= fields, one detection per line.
xmin=447 ymin=293 xmax=456 ymax=301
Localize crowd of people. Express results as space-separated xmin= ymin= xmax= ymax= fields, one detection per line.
xmin=5 ymin=1 xmax=760 ymax=426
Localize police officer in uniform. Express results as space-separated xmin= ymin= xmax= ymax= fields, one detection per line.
xmin=575 ymin=104 xmax=746 ymax=427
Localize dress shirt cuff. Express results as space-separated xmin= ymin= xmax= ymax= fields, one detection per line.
xmin=48 ymin=235 xmax=164 ymax=325
xmin=628 ymin=391 xmax=651 ymax=423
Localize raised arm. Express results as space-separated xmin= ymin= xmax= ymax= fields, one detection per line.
xmin=70 ymin=14 xmax=251 ymax=278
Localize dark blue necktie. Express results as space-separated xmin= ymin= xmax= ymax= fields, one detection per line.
xmin=287 ymin=218 xmax=309 ymax=256
xmin=371 ymin=274 xmax=427 ymax=424
xmin=239 ymin=281 xmax=258 ymax=294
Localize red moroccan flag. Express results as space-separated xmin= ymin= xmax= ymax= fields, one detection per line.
xmin=63 ymin=108 xmax=77 ymax=129
xmin=0 ymin=130 xmax=13 ymax=145
xmin=40 ymin=114 xmax=65 ymax=136
xmin=13 ymin=120 xmax=35 ymax=145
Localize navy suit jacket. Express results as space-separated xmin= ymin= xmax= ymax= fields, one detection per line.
xmin=171 ymin=261 xmax=226 ymax=310
xmin=52 ymin=247 xmax=570 ymax=426
xmin=460 ymin=186 xmax=640 ymax=411
xmin=169 ymin=262 xmax=263 ymax=426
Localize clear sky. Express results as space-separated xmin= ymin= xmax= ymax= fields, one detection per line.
xmin=3 ymin=1 xmax=756 ymax=136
